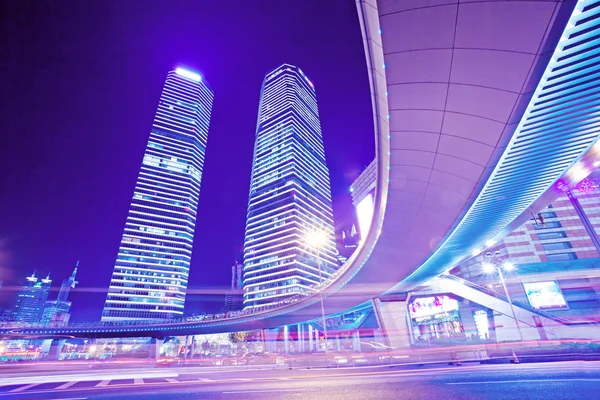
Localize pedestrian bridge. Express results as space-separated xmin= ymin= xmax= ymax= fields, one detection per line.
xmin=3 ymin=0 xmax=600 ymax=338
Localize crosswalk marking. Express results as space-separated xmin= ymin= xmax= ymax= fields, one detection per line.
xmin=199 ymin=378 xmax=215 ymax=382
xmin=134 ymin=378 xmax=144 ymax=385
xmin=96 ymin=380 xmax=111 ymax=387
xmin=56 ymin=381 xmax=78 ymax=390
xmin=9 ymin=383 xmax=39 ymax=393
xmin=166 ymin=378 xmax=180 ymax=383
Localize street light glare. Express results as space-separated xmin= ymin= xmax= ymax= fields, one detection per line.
xmin=306 ymin=230 xmax=327 ymax=249
xmin=502 ymin=261 xmax=516 ymax=272
xmin=482 ymin=262 xmax=495 ymax=273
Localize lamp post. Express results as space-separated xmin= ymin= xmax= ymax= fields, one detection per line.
xmin=306 ymin=230 xmax=329 ymax=353
xmin=483 ymin=252 xmax=524 ymax=342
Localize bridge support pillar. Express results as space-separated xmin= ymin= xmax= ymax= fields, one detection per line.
xmin=308 ymin=325 xmax=314 ymax=352
xmin=372 ymin=298 xmax=411 ymax=349
xmin=297 ymin=324 xmax=304 ymax=353
xmin=46 ymin=339 xmax=65 ymax=361
xmin=190 ymin=336 xmax=196 ymax=359
xmin=184 ymin=335 xmax=189 ymax=360
xmin=283 ymin=325 xmax=290 ymax=354
xmin=353 ymin=330 xmax=361 ymax=352
xmin=149 ymin=338 xmax=163 ymax=360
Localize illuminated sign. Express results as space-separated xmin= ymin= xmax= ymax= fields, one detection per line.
xmin=523 ymin=281 xmax=568 ymax=310
xmin=409 ymin=295 xmax=459 ymax=319
xmin=356 ymin=193 xmax=374 ymax=240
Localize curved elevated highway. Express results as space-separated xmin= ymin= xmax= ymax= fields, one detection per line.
xmin=4 ymin=0 xmax=600 ymax=338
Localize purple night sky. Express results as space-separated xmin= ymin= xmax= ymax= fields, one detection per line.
xmin=0 ymin=0 xmax=375 ymax=321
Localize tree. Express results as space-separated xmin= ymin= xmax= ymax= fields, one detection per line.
xmin=229 ymin=331 xmax=250 ymax=343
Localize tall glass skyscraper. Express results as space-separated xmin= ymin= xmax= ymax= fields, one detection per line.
xmin=243 ymin=64 xmax=337 ymax=310
xmin=102 ymin=68 xmax=214 ymax=322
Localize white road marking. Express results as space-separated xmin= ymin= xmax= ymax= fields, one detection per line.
xmin=134 ymin=378 xmax=144 ymax=385
xmin=447 ymin=378 xmax=600 ymax=385
xmin=55 ymin=381 xmax=78 ymax=390
xmin=9 ymin=383 xmax=40 ymax=393
xmin=0 ymin=371 xmax=178 ymax=387
xmin=47 ymin=398 xmax=87 ymax=400
xmin=223 ymin=389 xmax=305 ymax=394
xmin=95 ymin=380 xmax=111 ymax=387
xmin=165 ymin=378 xmax=180 ymax=383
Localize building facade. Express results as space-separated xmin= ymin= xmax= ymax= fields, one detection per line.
xmin=224 ymin=261 xmax=244 ymax=312
xmin=243 ymin=64 xmax=338 ymax=309
xmin=13 ymin=272 xmax=52 ymax=323
xmin=350 ymin=159 xmax=376 ymax=240
xmin=455 ymin=185 xmax=600 ymax=278
xmin=102 ymin=68 xmax=214 ymax=321
xmin=42 ymin=263 xmax=78 ymax=325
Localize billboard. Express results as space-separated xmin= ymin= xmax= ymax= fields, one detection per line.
xmin=409 ymin=295 xmax=459 ymax=319
xmin=356 ymin=193 xmax=374 ymax=240
xmin=523 ymin=281 xmax=568 ymax=310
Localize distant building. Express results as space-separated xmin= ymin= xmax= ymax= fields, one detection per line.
xmin=335 ymin=224 xmax=360 ymax=266
xmin=102 ymin=68 xmax=214 ymax=322
xmin=13 ymin=272 xmax=52 ymax=323
xmin=0 ymin=308 xmax=12 ymax=322
xmin=224 ymin=261 xmax=243 ymax=312
xmin=42 ymin=263 xmax=78 ymax=325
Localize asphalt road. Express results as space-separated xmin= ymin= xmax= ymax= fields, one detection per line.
xmin=1 ymin=360 xmax=600 ymax=399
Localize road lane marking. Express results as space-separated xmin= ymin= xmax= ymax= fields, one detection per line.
xmin=165 ymin=378 xmax=179 ymax=383
xmin=447 ymin=378 xmax=600 ymax=385
xmin=134 ymin=378 xmax=144 ymax=385
xmin=0 ymin=372 xmax=178 ymax=386
xmin=47 ymin=398 xmax=87 ymax=400
xmin=95 ymin=380 xmax=111 ymax=387
xmin=9 ymin=383 xmax=40 ymax=393
xmin=55 ymin=381 xmax=78 ymax=390
xmin=223 ymin=389 xmax=305 ymax=394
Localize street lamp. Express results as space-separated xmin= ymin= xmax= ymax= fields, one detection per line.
xmin=483 ymin=252 xmax=524 ymax=341
xmin=305 ymin=229 xmax=329 ymax=353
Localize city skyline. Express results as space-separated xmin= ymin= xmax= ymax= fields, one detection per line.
xmin=243 ymin=64 xmax=338 ymax=309
xmin=101 ymin=68 xmax=214 ymax=321
xmin=0 ymin=1 xmax=375 ymax=321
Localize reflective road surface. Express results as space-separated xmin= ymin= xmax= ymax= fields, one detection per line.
xmin=1 ymin=361 xmax=600 ymax=399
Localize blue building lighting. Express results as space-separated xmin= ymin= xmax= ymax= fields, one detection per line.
xmin=242 ymin=64 xmax=338 ymax=310
xmin=101 ymin=68 xmax=214 ymax=322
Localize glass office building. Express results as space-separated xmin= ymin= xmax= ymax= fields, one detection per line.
xmin=13 ymin=272 xmax=52 ymax=323
xmin=243 ymin=64 xmax=337 ymax=309
xmin=102 ymin=68 xmax=214 ymax=321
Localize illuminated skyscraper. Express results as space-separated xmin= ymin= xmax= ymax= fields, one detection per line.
xmin=243 ymin=64 xmax=337 ymax=309
xmin=13 ymin=272 xmax=52 ymax=323
xmin=42 ymin=262 xmax=78 ymax=325
xmin=102 ymin=68 xmax=214 ymax=321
